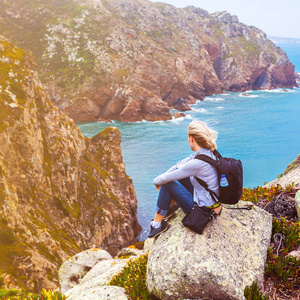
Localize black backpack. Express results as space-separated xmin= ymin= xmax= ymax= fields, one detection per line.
xmin=195 ymin=149 xmax=243 ymax=205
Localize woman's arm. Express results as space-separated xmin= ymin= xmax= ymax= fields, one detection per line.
xmin=153 ymin=159 xmax=203 ymax=186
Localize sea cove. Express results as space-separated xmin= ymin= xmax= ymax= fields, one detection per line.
xmin=78 ymin=41 xmax=300 ymax=240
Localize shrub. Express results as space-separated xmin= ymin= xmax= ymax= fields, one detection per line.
xmin=265 ymin=218 xmax=300 ymax=290
xmin=244 ymin=281 xmax=268 ymax=300
xmin=240 ymin=184 xmax=294 ymax=203
xmin=108 ymin=253 xmax=154 ymax=300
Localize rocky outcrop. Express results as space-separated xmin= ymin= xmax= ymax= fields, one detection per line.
xmin=58 ymin=248 xmax=113 ymax=294
xmin=0 ymin=36 xmax=140 ymax=292
xmin=146 ymin=201 xmax=272 ymax=300
xmin=0 ymin=0 xmax=297 ymax=122
xmin=62 ymin=247 xmax=147 ymax=300
xmin=264 ymin=154 xmax=300 ymax=188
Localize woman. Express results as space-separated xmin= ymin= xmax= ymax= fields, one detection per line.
xmin=148 ymin=120 xmax=222 ymax=238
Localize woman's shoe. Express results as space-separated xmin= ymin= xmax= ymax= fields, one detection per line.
xmin=148 ymin=220 xmax=170 ymax=238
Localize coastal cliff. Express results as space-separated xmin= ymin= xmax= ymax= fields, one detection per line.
xmin=0 ymin=0 xmax=297 ymax=122
xmin=0 ymin=36 xmax=140 ymax=292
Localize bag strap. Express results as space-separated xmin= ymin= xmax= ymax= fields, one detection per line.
xmin=194 ymin=154 xmax=220 ymax=203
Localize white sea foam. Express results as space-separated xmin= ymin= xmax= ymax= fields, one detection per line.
xmin=193 ymin=108 xmax=207 ymax=113
xmin=264 ymin=88 xmax=295 ymax=93
xmin=216 ymin=106 xmax=224 ymax=109
xmin=205 ymin=97 xmax=224 ymax=101
xmin=141 ymin=119 xmax=164 ymax=124
xmin=238 ymin=93 xmax=258 ymax=98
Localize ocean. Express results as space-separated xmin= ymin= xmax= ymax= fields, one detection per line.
xmin=78 ymin=41 xmax=300 ymax=240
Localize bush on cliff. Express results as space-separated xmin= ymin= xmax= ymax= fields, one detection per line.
xmin=108 ymin=253 xmax=154 ymax=300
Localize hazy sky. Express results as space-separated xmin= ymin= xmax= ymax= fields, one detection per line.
xmin=149 ymin=0 xmax=300 ymax=38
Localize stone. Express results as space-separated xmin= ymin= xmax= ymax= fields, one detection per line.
xmin=296 ymin=191 xmax=300 ymax=219
xmin=65 ymin=259 xmax=130 ymax=299
xmin=67 ymin=285 xmax=129 ymax=300
xmin=173 ymin=112 xmax=186 ymax=119
xmin=115 ymin=247 xmax=146 ymax=258
xmin=173 ymin=97 xmax=192 ymax=111
xmin=287 ymin=250 xmax=300 ymax=260
xmin=58 ymin=248 xmax=113 ymax=294
xmin=146 ymin=201 xmax=272 ymax=300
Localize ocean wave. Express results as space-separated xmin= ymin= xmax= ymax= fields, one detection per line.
xmin=263 ymin=88 xmax=295 ymax=93
xmin=141 ymin=119 xmax=164 ymax=124
xmin=216 ymin=106 xmax=224 ymax=109
xmin=238 ymin=93 xmax=259 ymax=98
xmin=193 ymin=108 xmax=207 ymax=113
xmin=205 ymin=97 xmax=224 ymax=101
xmin=170 ymin=114 xmax=193 ymax=123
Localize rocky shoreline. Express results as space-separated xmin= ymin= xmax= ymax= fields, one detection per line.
xmin=0 ymin=0 xmax=297 ymax=122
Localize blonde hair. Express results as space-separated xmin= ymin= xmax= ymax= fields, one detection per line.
xmin=188 ymin=120 xmax=218 ymax=151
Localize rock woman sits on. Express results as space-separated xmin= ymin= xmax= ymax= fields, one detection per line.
xmin=148 ymin=120 xmax=222 ymax=238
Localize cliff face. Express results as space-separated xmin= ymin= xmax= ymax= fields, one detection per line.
xmin=0 ymin=0 xmax=297 ymax=122
xmin=0 ymin=36 xmax=140 ymax=292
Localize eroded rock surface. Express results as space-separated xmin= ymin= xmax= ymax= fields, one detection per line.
xmin=0 ymin=0 xmax=296 ymax=122
xmin=146 ymin=201 xmax=272 ymax=300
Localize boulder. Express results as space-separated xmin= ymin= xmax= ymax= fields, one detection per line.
xmin=65 ymin=258 xmax=130 ymax=299
xmin=287 ymin=250 xmax=300 ymax=260
xmin=172 ymin=112 xmax=186 ymax=119
xmin=67 ymin=285 xmax=129 ymax=300
xmin=146 ymin=201 xmax=272 ymax=300
xmin=59 ymin=248 xmax=112 ymax=294
xmin=173 ymin=97 xmax=192 ymax=111
xmin=115 ymin=247 xmax=146 ymax=258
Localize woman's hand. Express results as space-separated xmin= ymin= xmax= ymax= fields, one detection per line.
xmin=155 ymin=185 xmax=161 ymax=192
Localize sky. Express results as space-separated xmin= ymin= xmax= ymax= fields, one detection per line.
xmin=148 ymin=0 xmax=300 ymax=39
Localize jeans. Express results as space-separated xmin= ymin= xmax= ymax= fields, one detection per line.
xmin=155 ymin=178 xmax=194 ymax=215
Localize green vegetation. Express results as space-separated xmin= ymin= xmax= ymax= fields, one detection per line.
xmin=240 ymin=183 xmax=294 ymax=203
xmin=244 ymin=281 xmax=269 ymax=300
xmin=0 ymin=288 xmax=66 ymax=300
xmin=108 ymin=253 xmax=154 ymax=300
xmin=265 ymin=218 xmax=300 ymax=290
xmin=242 ymin=185 xmax=300 ymax=295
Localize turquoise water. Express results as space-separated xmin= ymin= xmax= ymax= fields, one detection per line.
xmin=78 ymin=42 xmax=300 ymax=239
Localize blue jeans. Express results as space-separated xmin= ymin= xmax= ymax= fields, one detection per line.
xmin=155 ymin=178 xmax=194 ymax=216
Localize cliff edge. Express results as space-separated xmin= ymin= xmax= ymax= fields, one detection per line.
xmin=0 ymin=36 xmax=140 ymax=292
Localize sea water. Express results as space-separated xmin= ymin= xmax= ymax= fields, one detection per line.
xmin=78 ymin=41 xmax=300 ymax=240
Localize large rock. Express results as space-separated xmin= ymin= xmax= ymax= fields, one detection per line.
xmin=0 ymin=0 xmax=296 ymax=122
xmin=58 ymin=248 xmax=113 ymax=294
xmin=0 ymin=36 xmax=140 ymax=292
xmin=146 ymin=201 xmax=272 ymax=300
xmin=65 ymin=258 xmax=130 ymax=299
xmin=67 ymin=286 xmax=129 ymax=300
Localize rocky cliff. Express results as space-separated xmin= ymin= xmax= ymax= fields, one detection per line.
xmin=0 ymin=0 xmax=297 ymax=122
xmin=0 ymin=36 xmax=140 ymax=292
xmin=264 ymin=154 xmax=300 ymax=189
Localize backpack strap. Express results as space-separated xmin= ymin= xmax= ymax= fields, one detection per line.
xmin=194 ymin=154 xmax=220 ymax=203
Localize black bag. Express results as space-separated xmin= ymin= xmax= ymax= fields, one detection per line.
xmin=181 ymin=203 xmax=214 ymax=234
xmin=195 ymin=149 xmax=243 ymax=205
